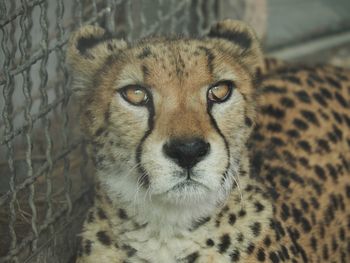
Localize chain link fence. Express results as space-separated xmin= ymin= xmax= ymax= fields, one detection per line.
xmin=0 ymin=0 xmax=228 ymax=262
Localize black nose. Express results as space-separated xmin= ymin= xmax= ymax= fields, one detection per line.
xmin=163 ymin=138 xmax=210 ymax=169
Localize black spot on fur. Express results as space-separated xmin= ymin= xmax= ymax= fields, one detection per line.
xmin=280 ymin=97 xmax=295 ymax=108
xmin=269 ymin=251 xmax=280 ymax=263
xmin=294 ymin=90 xmax=311 ymax=103
xmin=137 ymin=46 xmax=152 ymax=59
xmin=313 ymin=92 xmax=328 ymax=107
xmin=246 ymin=243 xmax=255 ymax=254
xmin=332 ymin=111 xmax=343 ymax=124
xmin=327 ymin=164 xmax=338 ymax=181
xmin=208 ymin=28 xmax=252 ymax=50
xmin=301 ymin=217 xmax=312 ymax=233
xmin=272 ymin=220 xmax=287 ymax=240
xmin=281 ymin=245 xmax=290 ymax=260
xmin=118 ymin=208 xmax=128 ymax=220
xmin=238 ymin=209 xmax=246 ymax=217
xmin=280 ymin=178 xmax=290 ymax=188
xmin=332 ymin=124 xmax=343 ymax=140
xmin=281 ymin=203 xmax=290 ymax=221
xmin=206 ymin=238 xmax=215 ymax=247
xmin=309 ymin=73 xmax=325 ymax=83
xmin=323 ymin=244 xmax=329 ymax=260
xmin=343 ymin=114 xmax=350 ymax=128
xmin=122 ymin=244 xmax=137 ymax=257
xmin=96 ymin=231 xmax=111 ymax=246
xmin=237 ymin=233 xmax=244 ymax=242
xmin=300 ymin=199 xmax=309 ymax=213
xmin=230 ymin=249 xmax=240 ymax=262
xmin=218 ymin=234 xmax=231 ymax=253
xmin=185 ymin=252 xmax=199 ymax=263
xmin=325 ymin=76 xmax=341 ymax=89
xmin=293 ymin=118 xmax=308 ymax=131
xmin=97 ymin=207 xmax=107 ymax=220
xmin=245 ymin=116 xmax=253 ymax=127
xmin=250 ymin=222 xmax=262 ymax=237
xmin=228 ymin=213 xmax=236 ymax=225
xmin=257 ymin=248 xmax=266 ymax=261
xmin=261 ymin=105 xmax=285 ymax=119
xmin=84 ymin=239 xmax=92 ymax=255
xmin=267 ymin=122 xmax=282 ymax=132
xmin=264 ymin=236 xmax=272 ymax=247
xmin=282 ymin=75 xmax=302 ymax=85
xmin=335 ymin=92 xmax=349 ymax=108
xmin=345 ymin=185 xmax=350 ymax=199
xmin=320 ymin=87 xmax=333 ymax=99
xmin=310 ymin=236 xmax=317 ymax=251
xmin=339 ymin=227 xmax=346 ymax=241
xmin=254 ymin=201 xmax=265 ymax=213
xmin=286 ymin=129 xmax=300 ymax=138
xmin=300 ymin=110 xmax=319 ymax=126
xmin=314 ymin=165 xmax=326 ymax=180
xmin=271 ymin=137 xmax=285 ymax=146
xmin=263 ymin=85 xmax=287 ymax=94
xmin=94 ymin=127 xmax=106 ymax=137
xmin=317 ymin=139 xmax=330 ymax=152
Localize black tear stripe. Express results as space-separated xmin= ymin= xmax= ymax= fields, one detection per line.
xmin=135 ymin=98 xmax=155 ymax=188
xmin=207 ymin=103 xmax=231 ymax=183
xmin=197 ymin=46 xmax=215 ymax=75
xmin=208 ymin=29 xmax=252 ymax=51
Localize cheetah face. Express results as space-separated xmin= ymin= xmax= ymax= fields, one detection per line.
xmin=67 ymin=20 xmax=263 ymax=208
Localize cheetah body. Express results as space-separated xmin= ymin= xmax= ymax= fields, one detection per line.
xmin=67 ymin=20 xmax=350 ymax=263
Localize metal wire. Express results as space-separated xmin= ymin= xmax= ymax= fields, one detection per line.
xmin=38 ymin=0 xmax=54 ymax=234
xmin=0 ymin=0 xmax=219 ymax=261
xmin=1 ymin=0 xmax=18 ymax=261
xmin=56 ymin=0 xmax=73 ymax=218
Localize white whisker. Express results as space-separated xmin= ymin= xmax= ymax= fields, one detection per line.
xmin=228 ymin=162 xmax=245 ymax=209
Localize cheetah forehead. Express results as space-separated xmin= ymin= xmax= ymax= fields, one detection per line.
xmin=115 ymin=41 xmax=243 ymax=91
xmin=67 ymin=20 xmax=264 ymax=99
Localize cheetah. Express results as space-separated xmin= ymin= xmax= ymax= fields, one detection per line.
xmin=67 ymin=20 xmax=350 ymax=262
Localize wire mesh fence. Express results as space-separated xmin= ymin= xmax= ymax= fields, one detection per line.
xmin=0 ymin=0 xmax=221 ymax=262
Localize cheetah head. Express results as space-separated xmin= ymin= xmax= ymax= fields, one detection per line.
xmin=67 ymin=20 xmax=263 ymax=220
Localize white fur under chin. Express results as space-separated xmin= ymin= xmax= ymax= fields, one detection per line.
xmin=99 ymin=166 xmax=235 ymax=238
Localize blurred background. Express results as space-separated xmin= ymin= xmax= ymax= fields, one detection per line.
xmin=1 ymin=0 xmax=350 ymax=262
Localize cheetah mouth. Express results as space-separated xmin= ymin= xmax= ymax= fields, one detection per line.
xmin=167 ymin=179 xmax=209 ymax=193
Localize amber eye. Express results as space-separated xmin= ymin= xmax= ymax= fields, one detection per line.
xmin=207 ymin=81 xmax=234 ymax=103
xmin=120 ymin=85 xmax=149 ymax=106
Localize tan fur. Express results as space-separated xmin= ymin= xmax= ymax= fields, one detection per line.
xmin=67 ymin=20 xmax=350 ymax=263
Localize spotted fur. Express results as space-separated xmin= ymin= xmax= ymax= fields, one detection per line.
xmin=67 ymin=20 xmax=350 ymax=262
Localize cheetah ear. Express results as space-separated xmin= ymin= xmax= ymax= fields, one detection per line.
xmin=66 ymin=25 xmax=127 ymax=97
xmin=208 ymin=19 xmax=264 ymax=78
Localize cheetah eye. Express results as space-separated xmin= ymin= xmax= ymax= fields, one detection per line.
xmin=120 ymin=85 xmax=149 ymax=106
xmin=207 ymin=81 xmax=234 ymax=103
